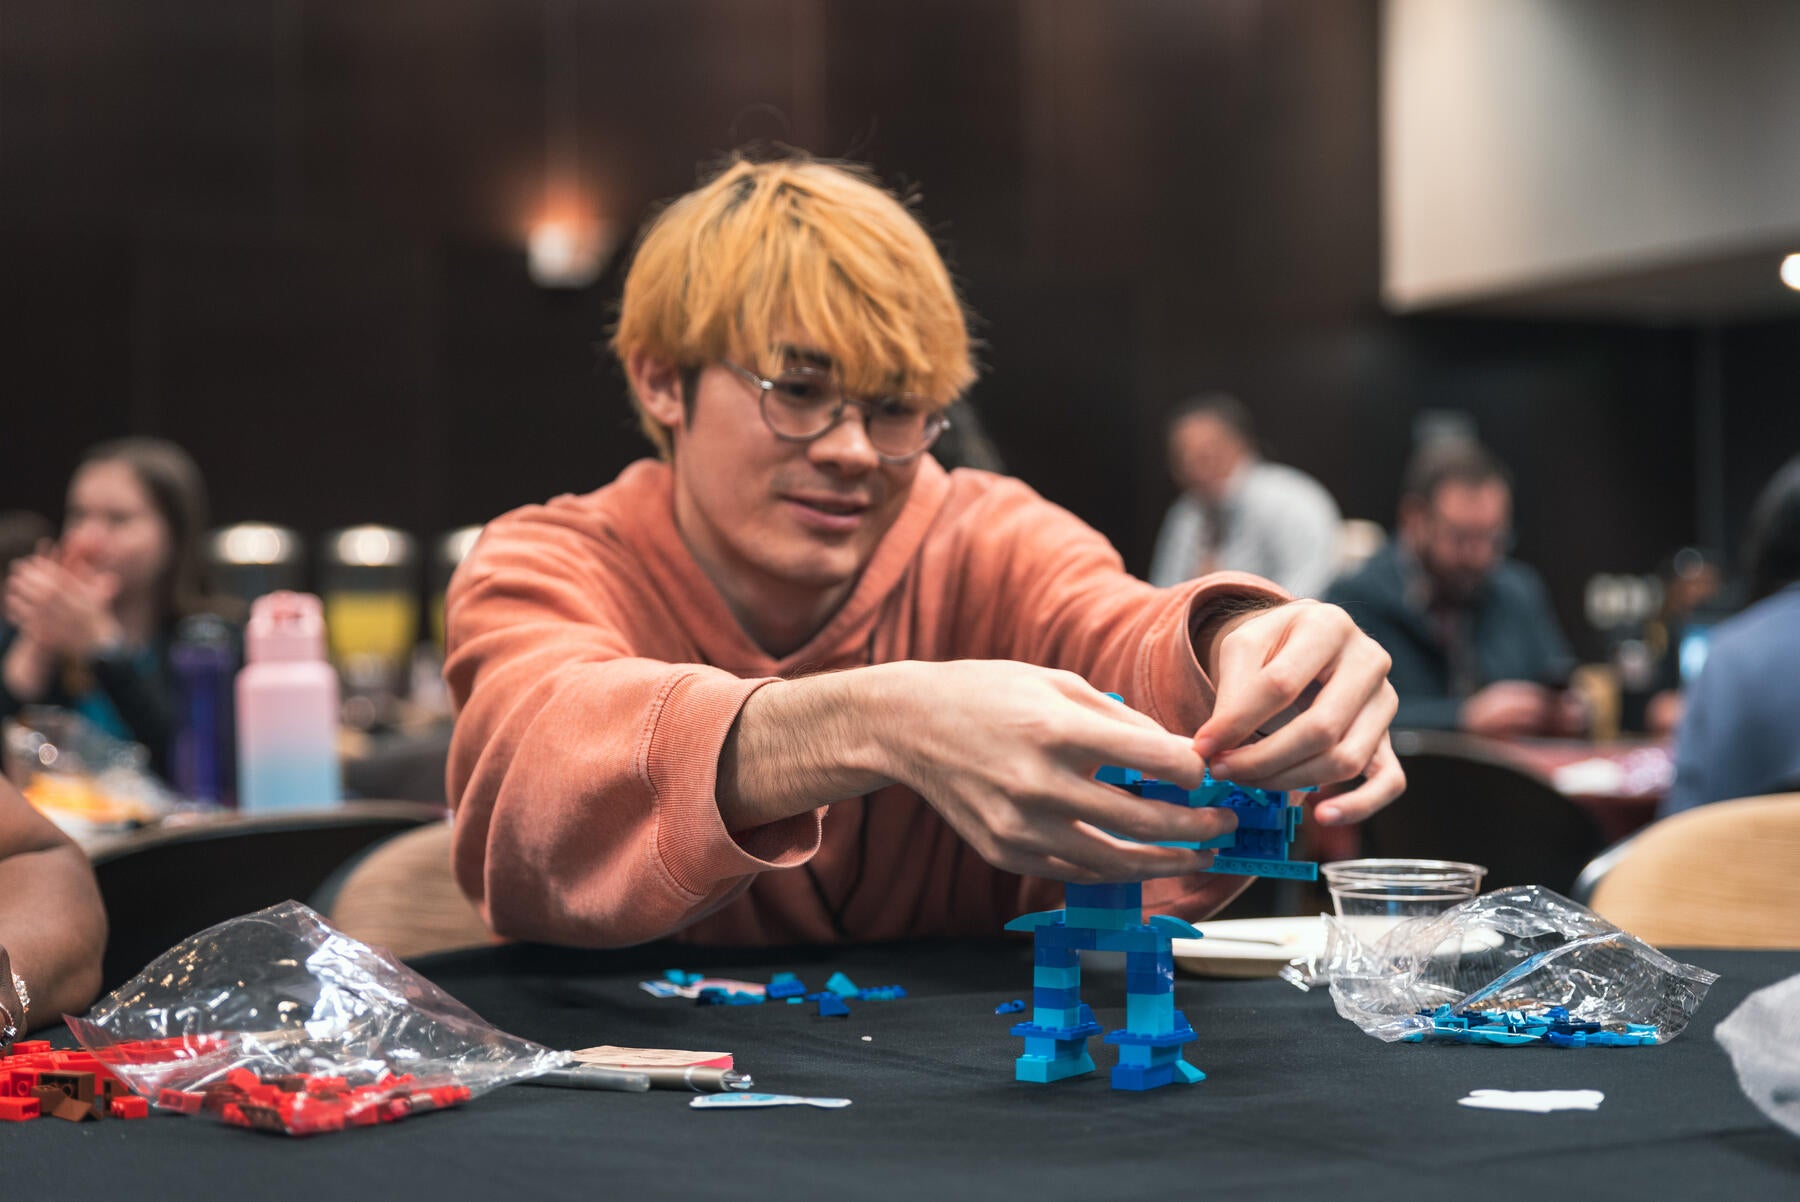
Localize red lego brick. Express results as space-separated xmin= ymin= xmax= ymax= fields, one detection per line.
xmin=0 ymin=1095 xmax=40 ymax=1121
xmin=155 ymin=1088 xmax=204 ymax=1114
xmin=11 ymin=1041 xmax=51 ymax=1056
xmin=109 ymin=1096 xmax=150 ymax=1120
xmin=10 ymin=1069 xmax=40 ymax=1096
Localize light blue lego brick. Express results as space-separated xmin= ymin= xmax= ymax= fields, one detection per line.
xmin=1137 ymin=780 xmax=1190 ymax=805
xmin=1032 ymin=964 xmax=1082 ymax=990
xmin=1192 ymin=831 xmax=1237 ymax=851
xmin=1033 ymin=1006 xmax=1085 ymax=1030
xmin=1016 ymin=1051 xmax=1096 ymax=1083
xmin=786 ymin=997 xmax=803 ymax=1004
xmin=1206 ymin=855 xmax=1319 ymax=880
xmin=1125 ymin=992 xmax=1176 ymax=1035
xmin=1174 ymin=1060 xmax=1206 ymax=1084
xmin=825 ymin=972 xmax=860 ymax=999
xmin=1004 ymin=908 xmax=1068 ymax=933
xmin=1146 ymin=914 xmax=1202 ymax=940
xmin=1064 ymin=906 xmax=1143 ymax=931
xmin=1095 ymin=764 xmax=1142 ymax=787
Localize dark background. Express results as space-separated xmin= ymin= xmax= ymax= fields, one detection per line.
xmin=4 ymin=0 xmax=1796 ymax=657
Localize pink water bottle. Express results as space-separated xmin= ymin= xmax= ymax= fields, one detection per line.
xmin=236 ymin=591 xmax=342 ymax=811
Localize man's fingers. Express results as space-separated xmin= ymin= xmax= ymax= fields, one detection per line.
xmin=1229 ymin=683 xmax=1396 ymax=791
xmin=1313 ymin=738 xmax=1405 ymax=824
xmin=1048 ymin=778 xmax=1240 ymax=847
xmin=1212 ymin=643 xmax=1393 ymax=784
xmin=1195 ymin=604 xmax=1346 ymax=757
xmin=1059 ymin=711 xmax=1206 ymax=790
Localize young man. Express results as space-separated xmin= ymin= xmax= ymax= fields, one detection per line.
xmin=445 ymin=156 xmax=1402 ymax=948
xmin=1327 ymin=440 xmax=1582 ymax=736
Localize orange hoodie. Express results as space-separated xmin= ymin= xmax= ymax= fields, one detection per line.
xmin=445 ymin=456 xmax=1286 ymax=948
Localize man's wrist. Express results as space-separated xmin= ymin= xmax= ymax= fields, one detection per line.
xmin=1189 ymin=594 xmax=1283 ymax=681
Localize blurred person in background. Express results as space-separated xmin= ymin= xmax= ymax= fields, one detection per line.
xmin=1149 ymin=395 xmax=1341 ymax=597
xmin=1620 ymin=547 xmax=1723 ymax=735
xmin=1327 ymin=440 xmax=1584 ymax=737
xmin=1 ymin=438 xmax=210 ymax=779
xmin=1660 ymin=455 xmax=1800 ymax=817
xmin=0 ymin=776 xmax=106 ymax=1046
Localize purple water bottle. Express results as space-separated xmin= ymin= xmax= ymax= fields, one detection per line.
xmin=169 ymin=613 xmax=238 ymax=806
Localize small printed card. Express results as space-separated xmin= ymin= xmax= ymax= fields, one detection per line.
xmin=570 ymin=1046 xmax=735 ymax=1070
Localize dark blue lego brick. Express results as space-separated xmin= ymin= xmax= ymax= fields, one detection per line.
xmin=1136 ymin=780 xmax=1190 ymax=805
xmin=816 ymin=994 xmax=850 ymax=1017
xmin=994 ymin=999 xmax=1026 ymax=1015
xmin=1034 ymin=944 xmax=1081 ymax=967
xmin=766 ymin=979 xmax=806 ymax=1000
xmin=1011 ymin=1005 xmax=1104 ymax=1043
xmin=1065 ymin=882 xmax=1142 ymax=909
xmin=1033 ymin=924 xmax=1101 ymax=950
xmin=1034 ymin=985 xmax=1082 ymax=1010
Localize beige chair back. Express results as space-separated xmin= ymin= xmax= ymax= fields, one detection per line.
xmin=328 ymin=821 xmax=496 ymax=959
xmin=1588 ymin=793 xmax=1800 ymax=947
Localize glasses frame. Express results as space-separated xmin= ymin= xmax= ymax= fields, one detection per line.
xmin=721 ymin=359 xmax=949 ymax=465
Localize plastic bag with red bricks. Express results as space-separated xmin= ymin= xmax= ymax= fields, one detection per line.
xmin=63 ymin=901 xmax=568 ymax=1135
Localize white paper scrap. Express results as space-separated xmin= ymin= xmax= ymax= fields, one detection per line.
xmin=1457 ymin=1089 xmax=1604 ymax=1113
xmin=690 ymin=1092 xmax=852 ymax=1110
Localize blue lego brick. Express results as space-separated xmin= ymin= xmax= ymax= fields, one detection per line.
xmin=1146 ymin=914 xmax=1202 ymax=940
xmin=1005 ymin=909 xmax=1069 ymax=933
xmin=766 ymin=978 xmax=806 ymax=1000
xmin=1095 ymin=764 xmax=1142 ymax=787
xmin=1094 ymin=927 xmax=1176 ymax=953
xmin=1126 ymin=972 xmax=1174 ymax=996
xmin=1136 ymin=780 xmax=1190 ymax=805
xmin=1105 ymin=1016 xmax=1197 ymax=1048
xmin=664 ymin=969 xmax=702 ymax=986
xmin=1065 ymin=882 xmax=1142 ymax=909
xmin=1207 ymin=855 xmax=1318 ymax=880
xmin=1028 ymin=923 xmax=1102 ymax=951
xmin=816 ymin=994 xmax=850 ymax=1017
xmin=1191 ymin=831 xmax=1237 ymax=851
xmin=1033 ymin=944 xmax=1081 ymax=967
xmin=1033 ymin=984 xmax=1082 ymax=1010
xmin=994 ymin=999 xmax=1026 ymax=1015
xmin=696 ymin=988 xmax=765 ymax=1006
xmin=1125 ymin=992 xmax=1176 ymax=1036
xmin=825 ymin=972 xmax=860 ymax=999
xmin=1064 ymin=906 xmax=1144 ymax=931
xmin=1032 ymin=964 xmax=1082 ymax=990
xmin=1016 ymin=1050 xmax=1096 ymax=1083
xmin=1012 ymin=1004 xmax=1103 ymax=1043
xmin=857 ymin=986 xmax=907 ymax=1001
xmin=1032 ymin=1006 xmax=1085 ymax=1030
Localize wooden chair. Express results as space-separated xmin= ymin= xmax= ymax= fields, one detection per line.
xmin=1363 ymin=730 xmax=1607 ymax=893
xmin=1586 ymin=793 xmax=1800 ymax=947
xmin=327 ymin=821 xmax=496 ymax=960
xmin=90 ymin=801 xmax=446 ymax=990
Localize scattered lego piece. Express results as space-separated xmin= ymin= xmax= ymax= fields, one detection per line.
xmin=110 ymin=1096 xmax=150 ymax=1119
xmin=766 ymin=973 xmax=807 ymax=1000
xmin=816 ymin=994 xmax=850 ymax=1018
xmin=0 ymin=1095 xmax=40 ymax=1121
xmin=825 ymin=972 xmax=860 ymax=999
xmin=994 ymin=999 xmax=1026 ymax=1015
xmin=690 ymin=1092 xmax=851 ymax=1110
xmin=856 ymin=985 xmax=907 ymax=1001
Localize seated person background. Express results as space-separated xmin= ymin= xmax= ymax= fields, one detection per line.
xmin=1660 ymin=456 xmax=1800 ymax=817
xmin=0 ymin=778 xmax=106 ymax=1045
xmin=444 ymin=153 xmax=1403 ymax=950
xmin=1148 ymin=394 xmax=1341 ymax=598
xmin=1326 ymin=439 xmax=1583 ymax=736
xmin=1620 ymin=546 xmax=1723 ymax=735
xmin=2 ymin=438 xmax=210 ymax=780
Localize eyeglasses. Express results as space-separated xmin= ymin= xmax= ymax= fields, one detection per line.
xmin=721 ymin=360 xmax=949 ymax=465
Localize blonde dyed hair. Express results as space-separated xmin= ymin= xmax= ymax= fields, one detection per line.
xmin=611 ymin=155 xmax=977 ymax=456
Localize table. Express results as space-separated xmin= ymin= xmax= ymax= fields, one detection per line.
xmin=1490 ymin=736 xmax=1673 ymax=841
xmin=7 ymin=941 xmax=1797 ymax=1200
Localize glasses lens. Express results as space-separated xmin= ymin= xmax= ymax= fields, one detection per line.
xmin=865 ymin=398 xmax=941 ymax=458
xmin=763 ymin=371 xmax=838 ymax=438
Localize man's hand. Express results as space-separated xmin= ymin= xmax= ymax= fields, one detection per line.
xmin=0 ymin=944 xmax=20 ymax=1051
xmin=3 ymin=553 xmax=122 ymax=659
xmin=884 ymin=662 xmax=1239 ymax=883
xmin=1458 ymin=681 xmax=1558 ymax=738
xmin=1193 ymin=599 xmax=1403 ymax=826
xmin=723 ymin=661 xmax=1241 ymax=884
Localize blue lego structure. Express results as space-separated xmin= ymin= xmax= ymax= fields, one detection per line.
xmin=1009 ymin=710 xmax=1318 ymax=1091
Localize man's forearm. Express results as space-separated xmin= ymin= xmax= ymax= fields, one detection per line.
xmin=0 ymin=843 xmax=106 ymax=1027
xmin=715 ymin=664 xmax=908 ymax=833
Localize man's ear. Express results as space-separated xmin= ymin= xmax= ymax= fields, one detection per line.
xmin=628 ymin=349 xmax=687 ymax=431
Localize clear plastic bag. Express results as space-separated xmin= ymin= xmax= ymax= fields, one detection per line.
xmin=1322 ymin=885 xmax=1718 ymax=1045
xmin=68 ymin=901 xmax=566 ymax=1133
xmin=1715 ymin=971 xmax=1800 ymax=1139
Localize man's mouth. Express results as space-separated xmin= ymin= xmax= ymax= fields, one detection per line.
xmin=782 ymin=493 xmax=872 ymax=532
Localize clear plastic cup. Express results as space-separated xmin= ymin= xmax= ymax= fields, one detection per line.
xmin=1322 ymin=859 xmax=1486 ymax=940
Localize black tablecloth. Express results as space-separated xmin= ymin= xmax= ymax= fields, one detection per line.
xmin=8 ymin=941 xmax=1799 ymax=1200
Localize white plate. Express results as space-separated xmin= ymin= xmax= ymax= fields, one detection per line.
xmin=1171 ymin=916 xmax=1327 ymax=979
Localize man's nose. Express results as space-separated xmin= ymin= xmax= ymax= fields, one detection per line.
xmin=807 ymin=406 xmax=881 ymax=472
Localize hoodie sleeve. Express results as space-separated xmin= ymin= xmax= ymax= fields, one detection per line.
xmin=442 ymin=511 xmax=823 ymax=948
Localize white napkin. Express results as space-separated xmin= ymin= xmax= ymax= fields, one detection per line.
xmin=1457 ymin=1089 xmax=1604 ymax=1113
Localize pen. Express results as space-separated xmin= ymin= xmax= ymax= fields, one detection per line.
xmin=525 ymin=1066 xmax=653 ymax=1092
xmin=633 ymin=1067 xmax=753 ymax=1093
